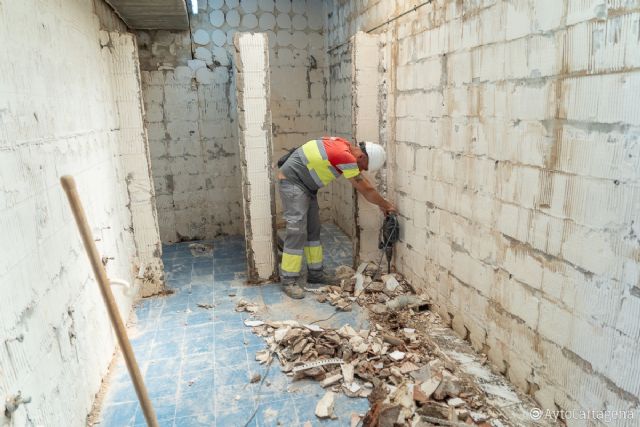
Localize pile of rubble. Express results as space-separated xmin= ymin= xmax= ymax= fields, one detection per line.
xmin=240 ymin=264 xmax=507 ymax=426
xmin=311 ymin=264 xmax=427 ymax=315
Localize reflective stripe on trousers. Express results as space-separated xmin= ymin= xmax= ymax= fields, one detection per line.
xmin=279 ymin=179 xmax=323 ymax=277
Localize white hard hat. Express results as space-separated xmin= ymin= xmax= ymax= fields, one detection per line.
xmin=364 ymin=142 xmax=386 ymax=171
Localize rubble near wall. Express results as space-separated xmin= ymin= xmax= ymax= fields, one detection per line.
xmin=241 ymin=266 xmax=552 ymax=426
xmin=326 ymin=0 xmax=640 ymax=418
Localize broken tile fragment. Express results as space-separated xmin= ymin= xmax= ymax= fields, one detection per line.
xmin=315 ymin=391 xmax=336 ymax=418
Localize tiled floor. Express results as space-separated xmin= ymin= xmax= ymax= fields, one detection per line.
xmin=98 ymin=223 xmax=369 ymax=427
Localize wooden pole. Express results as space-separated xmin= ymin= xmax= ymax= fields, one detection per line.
xmin=60 ymin=175 xmax=159 ymax=427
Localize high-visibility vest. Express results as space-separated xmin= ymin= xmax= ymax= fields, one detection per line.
xmin=299 ymin=139 xmax=360 ymax=188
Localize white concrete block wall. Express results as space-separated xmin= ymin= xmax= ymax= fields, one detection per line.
xmin=351 ymin=32 xmax=386 ymax=263
xmin=328 ymin=0 xmax=640 ymax=421
xmin=234 ymin=33 xmax=278 ymax=282
xmin=0 ymin=1 xmax=159 ymax=425
xmin=138 ymin=0 xmax=329 ymax=242
xmin=328 ymin=42 xmax=356 ymax=238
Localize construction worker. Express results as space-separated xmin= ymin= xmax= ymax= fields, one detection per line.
xmin=277 ymin=137 xmax=396 ymax=299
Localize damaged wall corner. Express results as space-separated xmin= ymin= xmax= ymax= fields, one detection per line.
xmin=105 ymin=30 xmax=165 ymax=296
xmin=233 ymin=32 xmax=278 ymax=283
xmin=351 ymin=31 xmax=386 ymax=265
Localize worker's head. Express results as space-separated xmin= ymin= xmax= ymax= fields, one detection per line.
xmin=353 ymin=141 xmax=386 ymax=171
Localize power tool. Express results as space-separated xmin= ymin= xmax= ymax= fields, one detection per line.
xmin=378 ymin=213 xmax=400 ymax=273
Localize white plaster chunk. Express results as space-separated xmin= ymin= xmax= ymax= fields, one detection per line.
xmin=225 ymin=0 xmax=239 ymax=8
xmin=196 ymin=67 xmax=215 ymax=84
xmin=241 ymin=0 xmax=258 ymax=13
xmin=242 ymin=14 xmax=258 ymax=29
xmin=226 ymin=9 xmax=241 ymax=27
xmin=276 ymin=13 xmax=291 ymax=29
xmin=275 ymin=0 xmax=291 ymax=13
xmin=315 ymin=391 xmax=336 ymax=419
xmin=212 ymin=29 xmax=227 ymax=47
xmin=292 ymin=14 xmax=307 ymax=30
xmin=276 ymin=30 xmax=292 ymax=46
xmin=292 ymin=0 xmax=305 ymax=14
xmin=212 ymin=46 xmax=230 ymax=66
xmin=208 ymin=0 xmax=224 ymax=9
xmin=193 ymin=29 xmax=210 ymax=45
xmin=259 ymin=13 xmax=276 ymax=30
xmin=209 ymin=9 xmax=225 ymax=27
xmin=258 ymin=0 xmax=274 ymax=12
xmin=194 ymin=46 xmax=213 ymax=65
xmin=292 ymin=31 xmax=308 ymax=49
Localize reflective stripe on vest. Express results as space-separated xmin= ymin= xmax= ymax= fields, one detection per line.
xmin=301 ymin=140 xmax=340 ymax=188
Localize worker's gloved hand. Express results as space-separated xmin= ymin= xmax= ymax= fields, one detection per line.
xmin=381 ymin=203 xmax=397 ymax=215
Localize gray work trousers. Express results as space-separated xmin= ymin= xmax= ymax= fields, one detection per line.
xmin=279 ymin=179 xmax=323 ymax=277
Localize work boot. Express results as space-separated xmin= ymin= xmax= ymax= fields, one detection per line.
xmin=281 ymin=277 xmax=305 ymax=299
xmin=307 ymin=269 xmax=336 ymax=285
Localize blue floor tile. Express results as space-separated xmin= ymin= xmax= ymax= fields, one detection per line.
xmin=100 ymin=401 xmax=137 ymax=427
xmin=214 ymin=365 xmax=251 ymax=387
xmin=100 ymin=226 xmax=357 ymax=426
xmin=175 ymin=389 xmax=215 ymax=420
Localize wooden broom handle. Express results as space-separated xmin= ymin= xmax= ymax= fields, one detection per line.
xmin=60 ymin=176 xmax=159 ymax=427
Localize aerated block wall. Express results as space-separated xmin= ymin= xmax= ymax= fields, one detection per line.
xmin=234 ymin=33 xmax=278 ymax=282
xmin=328 ymin=0 xmax=640 ymax=419
xmin=0 ymin=0 xmax=160 ymax=425
xmin=327 ymin=39 xmax=357 ymax=239
xmin=137 ymin=0 xmax=330 ymax=242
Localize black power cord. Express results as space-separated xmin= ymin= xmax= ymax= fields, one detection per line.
xmin=309 ymin=215 xmax=399 ymax=325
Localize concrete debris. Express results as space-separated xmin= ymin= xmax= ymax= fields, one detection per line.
xmin=321 ymin=373 xmax=343 ymax=388
xmin=470 ymin=411 xmax=489 ymax=422
xmin=315 ymin=391 xmax=336 ymax=419
xmin=341 ymin=363 xmax=355 ymax=383
xmin=244 ymin=319 xmax=265 ymax=327
xmin=196 ymin=303 xmax=214 ymax=309
xmin=241 ymin=267 xmax=514 ymax=426
xmin=389 ymin=350 xmax=405 ymax=361
xmin=381 ymin=274 xmax=400 ymax=292
xmin=188 ymin=242 xmax=213 ymax=256
xmin=335 ymin=265 xmax=356 ymax=280
xmin=447 ymin=397 xmax=465 ymax=407
xmin=235 ymin=299 xmax=258 ymax=313
xmin=386 ymin=295 xmax=427 ymax=312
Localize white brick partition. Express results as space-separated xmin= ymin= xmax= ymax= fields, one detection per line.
xmin=351 ymin=32 xmax=387 ymax=264
xmin=0 ymin=0 xmax=160 ymax=425
xmin=233 ymin=33 xmax=278 ymax=282
xmin=327 ymin=0 xmax=640 ymax=421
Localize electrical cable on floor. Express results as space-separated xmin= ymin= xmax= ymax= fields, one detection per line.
xmin=309 ymin=218 xmax=398 ymax=325
xmin=242 ymin=350 xmax=275 ymax=427
xmin=241 ymin=218 xmax=398 ymax=426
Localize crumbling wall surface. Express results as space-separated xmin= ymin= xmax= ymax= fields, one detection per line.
xmin=328 ymin=0 xmax=640 ymax=419
xmin=0 ymin=0 xmax=158 ymax=425
xmin=138 ymin=0 xmax=329 ymax=242
xmin=351 ymin=33 xmax=387 ymax=263
xmin=234 ymin=33 xmax=278 ymax=282
xmin=328 ymin=41 xmax=357 ymax=238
